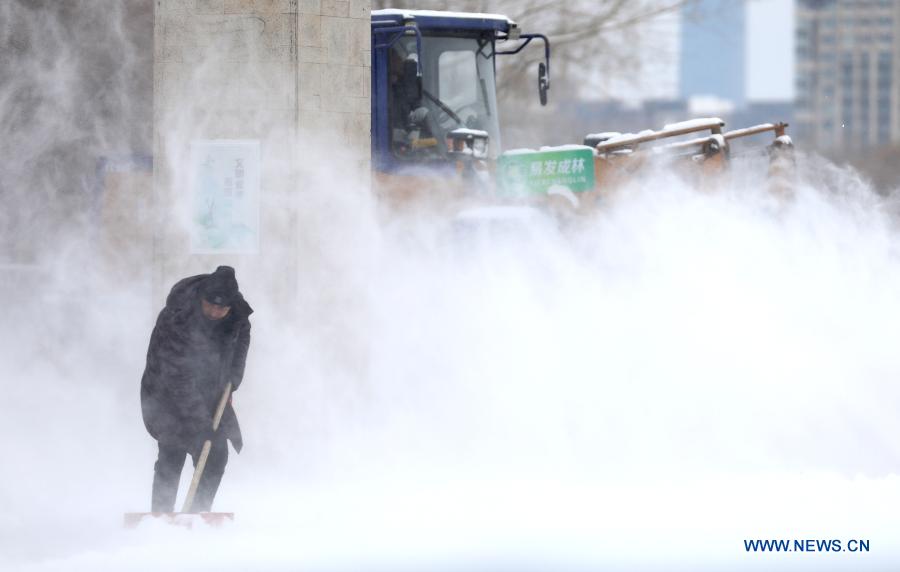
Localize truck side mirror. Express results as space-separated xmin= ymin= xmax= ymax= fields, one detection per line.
xmin=497 ymin=32 xmax=551 ymax=106
xmin=538 ymin=62 xmax=549 ymax=106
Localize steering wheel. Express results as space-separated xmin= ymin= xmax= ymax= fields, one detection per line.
xmin=422 ymin=89 xmax=464 ymax=127
xmin=434 ymin=101 xmax=480 ymax=132
xmin=455 ymin=104 xmax=482 ymax=130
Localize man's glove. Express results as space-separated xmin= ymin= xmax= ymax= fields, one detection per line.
xmin=408 ymin=106 xmax=429 ymax=126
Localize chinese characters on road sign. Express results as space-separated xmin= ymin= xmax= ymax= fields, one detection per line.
xmin=498 ymin=148 xmax=595 ymax=195
xmin=190 ymin=140 xmax=260 ymax=254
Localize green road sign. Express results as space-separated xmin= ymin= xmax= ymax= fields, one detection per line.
xmin=497 ymin=147 xmax=595 ymax=195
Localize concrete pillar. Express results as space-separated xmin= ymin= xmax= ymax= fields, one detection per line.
xmin=152 ymin=0 xmax=371 ymax=307
xmin=298 ymin=0 xmax=371 ymax=164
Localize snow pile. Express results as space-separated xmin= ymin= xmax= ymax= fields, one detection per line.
xmin=4 ymin=149 xmax=900 ymax=571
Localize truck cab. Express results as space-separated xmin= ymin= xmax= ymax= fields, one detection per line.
xmin=371 ymin=9 xmax=549 ymax=180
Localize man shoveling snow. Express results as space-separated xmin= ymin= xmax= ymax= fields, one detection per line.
xmin=140 ymin=265 xmax=253 ymax=513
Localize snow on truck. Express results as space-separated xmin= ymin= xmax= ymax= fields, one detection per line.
xmin=370 ymin=9 xmax=794 ymax=216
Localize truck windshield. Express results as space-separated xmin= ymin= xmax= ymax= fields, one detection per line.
xmin=389 ymin=34 xmax=500 ymax=161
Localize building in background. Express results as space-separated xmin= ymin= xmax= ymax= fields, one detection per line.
xmin=680 ymin=0 xmax=746 ymax=107
xmin=795 ymin=0 xmax=900 ymax=149
xmin=550 ymin=0 xmax=796 ymax=149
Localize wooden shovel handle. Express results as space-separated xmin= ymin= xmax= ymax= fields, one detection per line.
xmin=181 ymin=382 xmax=232 ymax=513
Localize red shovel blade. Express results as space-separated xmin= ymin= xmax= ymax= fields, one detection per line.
xmin=123 ymin=512 xmax=234 ymax=529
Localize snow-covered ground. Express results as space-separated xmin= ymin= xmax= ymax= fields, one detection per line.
xmin=3 ymin=152 xmax=900 ymax=571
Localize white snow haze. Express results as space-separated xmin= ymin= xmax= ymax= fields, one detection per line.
xmin=1 ymin=2 xmax=899 ymax=572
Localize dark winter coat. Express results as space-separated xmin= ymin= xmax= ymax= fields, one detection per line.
xmin=140 ymin=273 xmax=253 ymax=453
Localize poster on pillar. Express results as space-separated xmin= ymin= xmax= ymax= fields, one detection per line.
xmin=190 ymin=140 xmax=260 ymax=254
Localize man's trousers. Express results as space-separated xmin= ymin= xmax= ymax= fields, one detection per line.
xmin=151 ymin=437 xmax=228 ymax=512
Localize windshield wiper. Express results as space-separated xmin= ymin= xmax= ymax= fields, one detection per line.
xmin=479 ymin=78 xmax=491 ymax=117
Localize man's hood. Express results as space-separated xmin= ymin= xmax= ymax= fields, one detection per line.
xmin=165 ymin=273 xmax=253 ymax=320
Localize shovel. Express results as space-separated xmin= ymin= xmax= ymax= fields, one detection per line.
xmin=124 ymin=382 xmax=235 ymax=528
xmin=182 ymin=381 xmax=233 ymax=512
